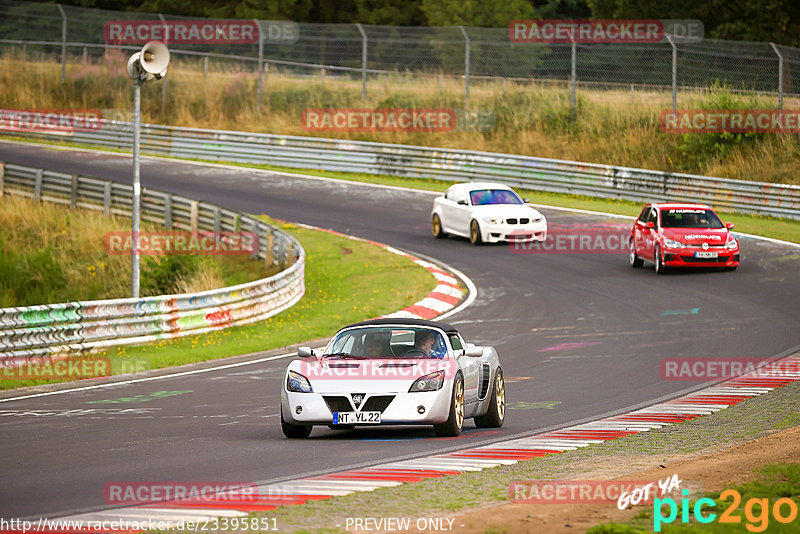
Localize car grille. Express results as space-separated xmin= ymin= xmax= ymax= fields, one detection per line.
xmin=679 ymin=255 xmax=730 ymax=263
xmin=505 ymin=218 xmax=531 ymax=225
xmin=361 ymin=395 xmax=395 ymax=413
xmin=478 ymin=364 xmax=491 ymax=400
xmin=323 ymin=396 xmax=352 ymax=413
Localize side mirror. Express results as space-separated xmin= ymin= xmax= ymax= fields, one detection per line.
xmin=725 ymin=222 xmax=735 ymax=230
xmin=645 ymin=221 xmax=655 ymax=229
xmin=457 ymin=200 xmax=468 ymax=206
xmin=298 ymin=346 xmax=316 ymax=358
xmin=523 ymin=197 xmax=530 ymax=203
xmin=465 ymin=346 xmax=484 ymax=357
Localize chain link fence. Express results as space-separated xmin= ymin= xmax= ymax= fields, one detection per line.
xmin=0 ymin=0 xmax=798 ymax=111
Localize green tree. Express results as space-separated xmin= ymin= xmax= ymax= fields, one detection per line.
xmin=587 ymin=0 xmax=800 ymax=46
xmin=355 ymin=0 xmax=425 ymax=26
xmin=421 ymin=0 xmax=536 ymax=28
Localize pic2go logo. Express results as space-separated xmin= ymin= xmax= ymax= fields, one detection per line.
xmin=654 ymin=489 xmax=799 ymax=532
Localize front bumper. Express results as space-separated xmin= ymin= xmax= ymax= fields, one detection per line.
xmin=481 ymin=222 xmax=547 ymax=244
xmin=662 ymin=248 xmax=740 ymax=267
xmin=281 ymin=389 xmax=453 ymax=426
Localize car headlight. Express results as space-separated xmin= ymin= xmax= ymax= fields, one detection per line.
xmin=286 ymin=370 xmax=313 ymax=393
xmin=482 ymin=217 xmax=503 ymax=224
xmin=409 ymin=370 xmax=445 ymax=392
xmin=663 ymin=238 xmax=685 ymax=249
xmin=725 ymin=235 xmax=738 ymax=249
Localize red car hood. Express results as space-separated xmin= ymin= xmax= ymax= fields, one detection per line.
xmin=662 ymin=227 xmax=729 ymax=245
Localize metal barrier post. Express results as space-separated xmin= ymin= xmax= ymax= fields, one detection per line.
xmin=770 ymin=43 xmax=784 ymax=112
xmin=158 ymin=14 xmax=168 ymax=113
xmin=57 ymin=4 xmax=67 ymax=84
xmin=356 ymin=23 xmax=367 ymax=101
xmin=131 ymin=79 xmax=142 ymax=298
xmin=459 ymin=26 xmax=470 ymax=110
xmin=667 ymin=34 xmax=677 ymax=112
xmin=570 ymin=35 xmax=577 ymax=118
xmin=255 ymin=20 xmax=263 ymax=111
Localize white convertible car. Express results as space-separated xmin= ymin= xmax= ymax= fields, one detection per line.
xmin=431 ymin=182 xmax=547 ymax=245
xmin=281 ymin=318 xmax=505 ymax=438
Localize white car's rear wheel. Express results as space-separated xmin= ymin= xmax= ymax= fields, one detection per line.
xmin=434 ymin=375 xmax=464 ymax=437
xmin=432 ymin=214 xmax=446 ymax=239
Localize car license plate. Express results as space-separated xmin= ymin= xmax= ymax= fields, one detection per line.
xmin=695 ymin=251 xmax=718 ymax=258
xmin=333 ymin=411 xmax=381 ymax=424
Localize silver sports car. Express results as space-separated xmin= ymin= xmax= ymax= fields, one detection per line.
xmin=280 ymin=318 xmax=505 ymax=438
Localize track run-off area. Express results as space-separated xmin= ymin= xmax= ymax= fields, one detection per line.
xmin=1 ymin=140 xmax=799 ymax=522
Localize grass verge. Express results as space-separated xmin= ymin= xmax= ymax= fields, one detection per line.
xmin=240 ymin=379 xmax=800 ymax=533
xmin=3 ymin=53 xmax=800 ymax=184
xmin=0 ymin=216 xmax=438 ymax=390
xmin=0 ymin=194 xmax=273 ymax=306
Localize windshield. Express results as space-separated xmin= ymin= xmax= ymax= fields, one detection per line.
xmin=660 ymin=208 xmax=724 ymax=229
xmin=470 ymin=189 xmax=523 ymax=206
xmin=325 ymin=327 xmax=447 ymax=359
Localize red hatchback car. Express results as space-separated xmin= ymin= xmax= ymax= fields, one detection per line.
xmin=629 ymin=203 xmax=740 ymax=274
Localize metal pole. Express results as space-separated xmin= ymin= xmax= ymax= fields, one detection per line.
xmin=255 ymin=19 xmax=263 ymax=111
xmin=459 ymin=26 xmax=470 ymax=110
xmin=770 ymin=43 xmax=784 ymax=112
xmin=667 ymin=34 xmax=677 ymax=112
xmin=158 ymin=14 xmax=168 ymax=112
xmin=131 ymin=79 xmax=142 ymax=298
xmin=570 ymin=37 xmax=576 ymax=118
xmin=57 ymin=4 xmax=67 ymax=84
xmin=203 ymin=55 xmax=208 ymax=80
xmin=356 ymin=23 xmax=367 ymax=101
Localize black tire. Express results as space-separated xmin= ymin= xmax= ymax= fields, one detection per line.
xmin=281 ymin=409 xmax=312 ymax=438
xmin=469 ymin=220 xmax=483 ymax=246
xmin=629 ymin=239 xmax=643 ymax=268
xmin=474 ymin=368 xmax=505 ymax=428
xmin=432 ymin=214 xmax=446 ymax=239
xmin=434 ymin=374 xmax=464 ymax=437
xmin=654 ymin=245 xmax=667 ymax=275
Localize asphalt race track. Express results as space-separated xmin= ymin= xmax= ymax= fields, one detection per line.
xmin=1 ymin=141 xmax=799 ymax=520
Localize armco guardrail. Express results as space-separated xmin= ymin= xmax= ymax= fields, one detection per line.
xmin=0 ymin=161 xmax=305 ymax=366
xmin=3 ymin=119 xmax=799 ymax=219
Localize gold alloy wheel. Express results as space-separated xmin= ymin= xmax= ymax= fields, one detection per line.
xmin=470 ymin=221 xmax=480 ymax=244
xmin=455 ymin=378 xmax=464 ymax=430
xmin=432 ymin=216 xmax=441 ymax=236
xmin=495 ymin=372 xmax=505 ymax=420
